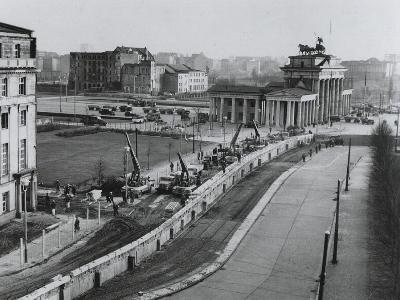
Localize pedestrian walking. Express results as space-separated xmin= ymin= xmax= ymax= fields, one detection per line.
xmin=302 ymin=153 xmax=306 ymax=162
xmin=55 ymin=180 xmax=61 ymax=193
xmin=74 ymin=217 xmax=80 ymax=233
xmin=170 ymin=161 xmax=174 ymax=172
xmin=50 ymin=199 xmax=56 ymax=216
xmin=318 ymin=143 xmax=322 ymax=151
xmin=315 ymin=145 xmax=318 ymax=154
xmin=113 ymin=201 xmax=119 ymax=217
xmin=309 ymin=148 xmax=313 ymax=158
xmin=45 ymin=193 xmax=50 ymax=210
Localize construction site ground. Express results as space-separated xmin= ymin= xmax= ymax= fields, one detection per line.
xmin=77 ymin=144 xmax=311 ymax=300
xmin=0 ymin=161 xmax=221 ymax=299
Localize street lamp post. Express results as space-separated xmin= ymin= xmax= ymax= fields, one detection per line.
xmin=59 ymin=75 xmax=62 ymax=112
xmin=223 ymin=116 xmax=227 ymax=147
xmin=21 ymin=178 xmax=30 ymax=263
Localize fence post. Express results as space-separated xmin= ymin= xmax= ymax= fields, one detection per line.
xmin=318 ymin=231 xmax=331 ymax=300
xmin=58 ymin=225 xmax=61 ymax=248
xmin=332 ymin=179 xmax=340 ymax=264
xmin=20 ymin=238 xmax=24 ymax=267
xmin=86 ymin=206 xmax=89 ymax=230
xmin=42 ymin=229 xmax=45 ymax=258
xmin=72 ymin=215 xmax=75 ymax=241
xmin=98 ymin=201 xmax=101 ymax=225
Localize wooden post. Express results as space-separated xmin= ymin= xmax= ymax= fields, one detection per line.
xmin=345 ymin=138 xmax=351 ymax=191
xmin=318 ymin=231 xmax=330 ymax=300
xmin=332 ymin=180 xmax=340 ymax=264
xmin=42 ymin=229 xmax=45 ymax=258
xmin=20 ymin=238 xmax=24 ymax=267
xmin=98 ymin=201 xmax=101 ymax=225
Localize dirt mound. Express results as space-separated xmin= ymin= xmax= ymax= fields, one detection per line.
xmin=92 ymin=216 xmax=144 ymax=238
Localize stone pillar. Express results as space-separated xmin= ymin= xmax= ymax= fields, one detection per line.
xmin=286 ymin=101 xmax=291 ymax=127
xmin=335 ymin=79 xmax=339 ymax=115
xmin=265 ymin=100 xmax=270 ymax=126
xmin=231 ymin=98 xmax=236 ymax=123
xmin=324 ymin=79 xmax=329 ymax=122
xmin=219 ymin=97 xmax=224 ymax=122
xmin=271 ymin=101 xmax=275 ymax=125
xmin=209 ymin=97 xmax=213 ymax=121
xmin=319 ymin=80 xmax=324 ymax=123
xmin=297 ymin=101 xmax=302 ymax=127
xmin=331 ymin=79 xmax=336 ymax=115
xmin=339 ymin=79 xmax=344 ymax=115
xmin=348 ymin=94 xmax=351 ymax=112
xmin=304 ymin=102 xmax=308 ymax=126
xmin=275 ymin=100 xmax=280 ymax=127
xmin=243 ymin=98 xmax=247 ymax=123
xmin=255 ymin=98 xmax=260 ymax=123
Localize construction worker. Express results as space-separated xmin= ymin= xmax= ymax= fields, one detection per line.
xmin=113 ymin=201 xmax=119 ymax=217
xmin=74 ymin=217 xmax=80 ymax=233
xmin=65 ymin=194 xmax=71 ymax=211
xmin=309 ymin=148 xmax=313 ymax=158
xmin=302 ymin=153 xmax=306 ymax=162
xmin=50 ymin=199 xmax=56 ymax=216
xmin=45 ymin=193 xmax=50 ymax=210
xmin=318 ymin=143 xmax=322 ymax=151
xmin=170 ymin=161 xmax=174 ymax=172
xmin=55 ymin=180 xmax=61 ymax=193
xmin=315 ymin=145 xmax=318 ymax=154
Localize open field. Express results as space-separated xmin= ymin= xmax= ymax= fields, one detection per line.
xmin=37 ymin=131 xmax=210 ymax=186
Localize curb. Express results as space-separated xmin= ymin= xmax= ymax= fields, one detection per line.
xmin=134 ymin=162 xmax=303 ymax=299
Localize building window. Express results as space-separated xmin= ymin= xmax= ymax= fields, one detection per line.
xmin=20 ymin=139 xmax=26 ymax=170
xmin=20 ymin=110 xmax=26 ymax=126
xmin=1 ymin=192 xmax=9 ymax=213
xmin=2 ymin=143 xmax=8 ymax=175
xmin=19 ymin=77 xmax=26 ymax=95
xmin=14 ymin=44 xmax=21 ymax=58
xmin=1 ymin=113 xmax=8 ymax=129
xmin=0 ymin=78 xmax=7 ymax=96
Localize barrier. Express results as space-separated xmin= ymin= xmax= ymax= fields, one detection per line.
xmin=20 ymin=134 xmax=312 ymax=300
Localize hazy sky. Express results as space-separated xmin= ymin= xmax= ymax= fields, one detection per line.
xmin=1 ymin=0 xmax=399 ymax=60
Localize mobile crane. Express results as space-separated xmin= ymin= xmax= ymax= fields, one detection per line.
xmin=122 ymin=132 xmax=153 ymax=198
xmin=172 ymin=152 xmax=198 ymax=199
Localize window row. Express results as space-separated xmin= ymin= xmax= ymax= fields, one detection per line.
xmin=0 ymin=43 xmax=21 ymax=59
xmin=1 ymin=191 xmax=9 ymax=214
xmin=0 ymin=139 xmax=27 ymax=176
xmin=0 ymin=77 xmax=27 ymax=97
xmin=1 ymin=110 xmax=27 ymax=129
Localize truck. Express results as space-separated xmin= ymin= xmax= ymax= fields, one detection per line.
xmin=157 ymin=175 xmax=178 ymax=193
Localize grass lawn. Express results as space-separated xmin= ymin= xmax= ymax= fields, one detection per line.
xmin=37 ymin=131 xmax=210 ymax=186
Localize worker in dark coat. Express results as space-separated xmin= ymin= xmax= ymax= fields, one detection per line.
xmin=74 ymin=217 xmax=80 ymax=233
xmin=170 ymin=162 xmax=174 ymax=172
xmin=113 ymin=201 xmax=119 ymax=217
xmin=302 ymin=153 xmax=306 ymax=162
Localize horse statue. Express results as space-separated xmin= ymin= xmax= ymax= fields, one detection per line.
xmin=298 ymin=44 xmax=316 ymax=55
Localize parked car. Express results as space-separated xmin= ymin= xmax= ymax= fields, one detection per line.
xmin=81 ymin=116 xmax=106 ymax=126
xmin=88 ymin=104 xmax=101 ymax=111
xmin=361 ymin=118 xmax=374 ymax=125
xmin=132 ymin=116 xmax=145 ymax=124
xmin=99 ymin=108 xmax=115 ymax=115
xmin=102 ymin=105 xmax=117 ymax=111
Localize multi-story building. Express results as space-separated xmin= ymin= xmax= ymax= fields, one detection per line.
xmin=155 ymin=52 xmax=178 ymax=65
xmin=121 ymin=60 xmax=156 ymax=94
xmin=69 ymin=46 xmax=154 ymax=92
xmin=0 ymin=22 xmax=37 ymax=225
xmin=162 ymin=64 xmax=208 ymax=95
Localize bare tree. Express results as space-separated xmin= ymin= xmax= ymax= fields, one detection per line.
xmin=94 ymin=157 xmax=106 ymax=186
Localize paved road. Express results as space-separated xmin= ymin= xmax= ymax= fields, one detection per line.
xmin=78 ymin=145 xmax=309 ymax=299
xmin=169 ymin=146 xmax=368 ymax=300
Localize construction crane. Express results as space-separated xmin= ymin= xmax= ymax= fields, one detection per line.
xmin=177 ymin=152 xmax=189 ymax=182
xmin=229 ymin=123 xmax=243 ymax=153
xmin=252 ymin=120 xmax=261 ymax=143
xmin=124 ymin=132 xmax=141 ymax=183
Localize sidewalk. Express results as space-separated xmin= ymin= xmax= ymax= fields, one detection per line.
xmin=0 ymin=214 xmax=103 ymax=276
xmin=170 ymin=145 xmax=369 ymax=300
xmin=324 ymin=154 xmax=392 ymax=299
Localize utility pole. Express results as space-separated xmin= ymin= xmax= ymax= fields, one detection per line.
xmin=345 ymin=138 xmax=351 ymax=191
xmin=59 ymin=75 xmax=62 ymax=113
xmin=135 ymin=128 xmax=138 ymax=159
xmin=192 ymin=119 xmax=195 ymax=154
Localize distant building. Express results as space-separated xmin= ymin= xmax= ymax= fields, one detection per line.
xmin=342 ymin=58 xmax=389 ymax=80
xmin=155 ymin=52 xmax=178 ymax=65
xmin=36 ymin=51 xmax=60 ymax=82
xmin=162 ymin=64 xmax=208 ymax=94
xmin=69 ymin=46 xmax=154 ymax=92
xmin=178 ymin=52 xmax=212 ymax=72
xmin=246 ymin=59 xmax=261 ymax=74
xmin=0 ymin=22 xmax=37 ymax=225
xmin=121 ymin=60 xmax=156 ymax=94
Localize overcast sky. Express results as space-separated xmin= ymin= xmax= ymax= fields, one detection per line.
xmin=1 ymin=0 xmax=399 ymax=60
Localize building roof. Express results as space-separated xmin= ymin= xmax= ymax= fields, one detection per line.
xmin=208 ymin=85 xmax=264 ymax=94
xmin=265 ymin=87 xmax=315 ymax=98
xmin=114 ymin=46 xmax=155 ymax=60
xmin=164 ymin=64 xmax=203 ymax=74
xmin=0 ymin=22 xmax=33 ymax=35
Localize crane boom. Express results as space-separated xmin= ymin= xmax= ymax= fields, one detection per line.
xmin=124 ymin=132 xmax=141 ymax=181
xmin=252 ymin=120 xmax=260 ymax=139
xmin=230 ymin=123 xmax=243 ymax=151
xmin=177 ymin=152 xmax=189 ymax=181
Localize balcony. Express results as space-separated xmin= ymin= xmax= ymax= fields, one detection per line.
xmin=0 ymin=58 xmax=36 ymax=69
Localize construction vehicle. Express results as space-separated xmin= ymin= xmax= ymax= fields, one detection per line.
xmin=157 ymin=174 xmax=179 ymax=193
xmin=172 ymin=152 xmax=197 ymax=198
xmin=243 ymin=120 xmax=264 ymax=152
xmin=81 ymin=115 xmax=107 ymax=126
xmin=222 ymin=123 xmax=243 ymax=164
xmin=121 ymin=132 xmax=153 ymax=198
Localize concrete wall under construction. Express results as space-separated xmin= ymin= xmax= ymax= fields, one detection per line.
xmin=20 ymin=134 xmax=313 ymax=300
